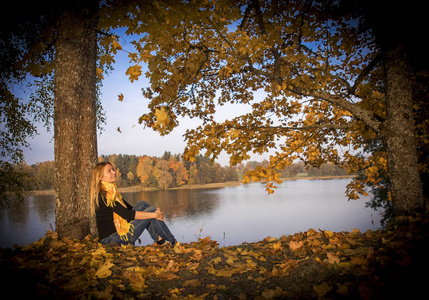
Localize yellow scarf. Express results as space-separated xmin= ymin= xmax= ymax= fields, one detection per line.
xmin=100 ymin=181 xmax=134 ymax=243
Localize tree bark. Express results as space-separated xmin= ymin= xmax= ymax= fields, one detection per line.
xmin=54 ymin=0 xmax=98 ymax=239
xmin=382 ymin=44 xmax=424 ymax=217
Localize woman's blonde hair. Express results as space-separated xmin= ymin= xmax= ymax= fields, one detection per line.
xmin=90 ymin=162 xmax=112 ymax=216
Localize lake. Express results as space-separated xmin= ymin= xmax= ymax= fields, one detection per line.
xmin=0 ymin=178 xmax=382 ymax=248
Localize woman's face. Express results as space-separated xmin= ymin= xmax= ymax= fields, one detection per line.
xmin=101 ymin=164 xmax=116 ymax=183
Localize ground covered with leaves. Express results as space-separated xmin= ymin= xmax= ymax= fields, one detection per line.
xmin=1 ymin=215 xmax=428 ymax=299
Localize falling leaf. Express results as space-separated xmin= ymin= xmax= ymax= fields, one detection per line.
xmin=118 ymin=93 xmax=124 ymax=102
xmin=125 ymin=65 xmax=142 ymax=82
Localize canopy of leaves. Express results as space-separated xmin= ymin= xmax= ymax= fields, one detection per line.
xmin=97 ymin=0 xmax=394 ymax=196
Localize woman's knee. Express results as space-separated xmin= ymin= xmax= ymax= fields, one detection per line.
xmin=144 ymin=206 xmax=157 ymax=212
xmin=133 ymin=201 xmax=150 ymax=211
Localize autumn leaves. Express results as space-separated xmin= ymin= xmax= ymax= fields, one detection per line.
xmin=4 ymin=216 xmax=425 ymax=299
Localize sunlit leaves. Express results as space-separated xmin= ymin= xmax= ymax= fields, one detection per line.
xmin=107 ymin=0 xmax=387 ymax=198
xmin=94 ymin=1 xmax=427 ymax=212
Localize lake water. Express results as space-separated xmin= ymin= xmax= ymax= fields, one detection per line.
xmin=0 ymin=178 xmax=382 ymax=248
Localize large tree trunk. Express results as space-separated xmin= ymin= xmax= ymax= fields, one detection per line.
xmin=54 ymin=0 xmax=98 ymax=239
xmin=382 ymin=44 xmax=424 ymax=217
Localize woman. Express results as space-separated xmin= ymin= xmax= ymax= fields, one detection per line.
xmin=90 ymin=162 xmax=177 ymax=246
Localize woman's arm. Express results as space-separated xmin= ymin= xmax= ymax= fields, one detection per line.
xmin=135 ymin=207 xmax=164 ymax=221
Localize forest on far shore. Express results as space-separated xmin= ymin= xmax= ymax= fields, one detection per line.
xmin=22 ymin=152 xmax=350 ymax=191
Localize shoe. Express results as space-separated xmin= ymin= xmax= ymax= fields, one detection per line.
xmin=156 ymin=238 xmax=165 ymax=245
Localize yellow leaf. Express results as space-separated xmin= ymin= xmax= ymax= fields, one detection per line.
xmin=95 ymin=261 xmax=114 ymax=278
xmin=226 ymin=257 xmax=236 ymax=266
xmin=96 ymin=67 xmax=104 ymax=80
xmin=157 ymin=271 xmax=179 ymax=280
xmin=111 ymin=36 xmax=122 ymax=53
xmin=350 ymin=228 xmax=361 ymax=235
xmin=166 ymin=260 xmax=179 ymax=272
xmin=118 ymin=93 xmax=124 ymax=102
xmin=155 ymin=107 xmax=169 ymax=126
xmin=272 ymin=242 xmax=282 ymax=252
xmin=91 ymin=247 xmax=108 ymax=257
xmin=190 ymin=292 xmax=210 ymax=300
xmin=211 ymin=257 xmax=222 ymax=264
xmin=289 ymin=240 xmax=304 ymax=251
xmin=124 ymin=270 xmax=146 ymax=292
xmin=350 ymin=256 xmax=367 ymax=266
xmin=212 ymin=268 xmax=235 ymax=278
xmin=109 ymin=279 xmax=125 ymax=289
xmin=337 ymin=283 xmax=350 ymax=296
xmin=323 ymin=230 xmax=335 ymax=238
xmin=262 ymin=287 xmax=283 ymax=299
xmin=313 ymin=282 xmax=332 ymax=299
xmin=184 ymin=279 xmax=201 ymax=287
xmin=325 ymin=252 xmax=340 ymax=265
xmin=93 ymin=286 xmax=114 ymax=299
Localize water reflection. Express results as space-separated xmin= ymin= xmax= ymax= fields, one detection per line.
xmin=0 ymin=179 xmax=382 ymax=248
xmin=0 ymin=195 xmax=55 ymax=248
xmin=121 ymin=189 xmax=221 ymax=220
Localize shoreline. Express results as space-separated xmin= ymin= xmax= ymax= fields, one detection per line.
xmin=29 ymin=175 xmax=356 ymax=196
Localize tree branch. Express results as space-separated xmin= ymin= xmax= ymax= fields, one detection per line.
xmin=349 ymin=52 xmax=384 ymax=95
xmin=285 ymin=83 xmax=382 ymax=133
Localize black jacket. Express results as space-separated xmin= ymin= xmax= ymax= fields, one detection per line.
xmin=95 ymin=193 xmax=136 ymax=240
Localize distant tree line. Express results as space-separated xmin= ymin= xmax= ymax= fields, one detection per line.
xmin=238 ymin=160 xmax=350 ymax=180
xmin=24 ymin=153 xmax=350 ymax=191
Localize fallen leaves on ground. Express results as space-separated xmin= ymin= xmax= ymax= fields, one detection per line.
xmin=1 ymin=214 xmax=428 ymax=299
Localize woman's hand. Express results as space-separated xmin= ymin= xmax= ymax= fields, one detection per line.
xmin=134 ymin=208 xmax=165 ymax=221
xmin=154 ymin=207 xmax=164 ymax=221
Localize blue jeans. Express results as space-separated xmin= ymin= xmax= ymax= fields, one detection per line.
xmin=100 ymin=201 xmax=176 ymax=246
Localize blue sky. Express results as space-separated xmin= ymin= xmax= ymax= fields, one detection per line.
xmin=22 ymin=49 xmax=207 ymax=165
xmin=22 ymin=32 xmax=269 ymax=167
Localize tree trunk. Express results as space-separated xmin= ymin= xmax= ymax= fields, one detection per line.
xmin=382 ymin=44 xmax=424 ymax=217
xmin=54 ymin=0 xmax=98 ymax=239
